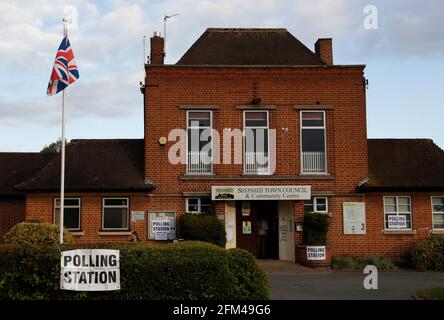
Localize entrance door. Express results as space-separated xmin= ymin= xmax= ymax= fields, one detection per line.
xmin=236 ymin=201 xmax=278 ymax=258
xmin=278 ymin=201 xmax=295 ymax=261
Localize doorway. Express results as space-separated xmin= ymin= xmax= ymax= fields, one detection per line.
xmin=236 ymin=201 xmax=278 ymax=259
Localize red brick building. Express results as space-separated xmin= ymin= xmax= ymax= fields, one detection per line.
xmin=2 ymin=28 xmax=444 ymax=262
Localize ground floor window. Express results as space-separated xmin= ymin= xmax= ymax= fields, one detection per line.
xmin=102 ymin=197 xmax=129 ymax=230
xmin=432 ymin=197 xmax=444 ymax=229
xmin=384 ymin=196 xmax=412 ymax=230
xmin=54 ymin=198 xmax=81 ymax=230
xmin=186 ymin=197 xmax=214 ymax=214
xmin=303 ymin=197 xmax=328 ymax=214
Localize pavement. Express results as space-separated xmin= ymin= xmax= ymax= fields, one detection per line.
xmin=257 ymin=260 xmax=444 ymax=300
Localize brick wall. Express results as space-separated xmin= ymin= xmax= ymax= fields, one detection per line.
xmin=0 ymin=197 xmax=25 ymax=241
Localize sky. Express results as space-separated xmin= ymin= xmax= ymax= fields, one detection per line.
xmin=0 ymin=0 xmax=443 ymax=152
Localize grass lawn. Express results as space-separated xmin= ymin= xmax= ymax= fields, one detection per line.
xmin=416 ymin=287 xmax=444 ymax=300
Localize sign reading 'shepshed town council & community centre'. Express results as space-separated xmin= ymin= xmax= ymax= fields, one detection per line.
xmin=211 ymin=186 xmax=311 ymax=201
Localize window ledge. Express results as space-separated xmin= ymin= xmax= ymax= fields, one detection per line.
xmin=70 ymin=231 xmax=84 ymax=236
xmin=97 ymin=231 xmax=132 ymax=236
xmin=382 ymin=230 xmax=416 ymax=235
xmin=431 ymin=230 xmax=444 ymax=235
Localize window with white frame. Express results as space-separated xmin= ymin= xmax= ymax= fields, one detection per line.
xmin=102 ymin=198 xmax=129 ymax=230
xmin=300 ymin=111 xmax=326 ymax=174
xmin=186 ymin=197 xmax=214 ymax=214
xmin=244 ymin=111 xmax=269 ymax=174
xmin=304 ymin=197 xmax=328 ymax=214
xmin=384 ymin=196 xmax=412 ymax=230
xmin=54 ymin=198 xmax=81 ymax=230
xmin=187 ymin=111 xmax=212 ymax=174
xmin=432 ymin=197 xmax=444 ymax=229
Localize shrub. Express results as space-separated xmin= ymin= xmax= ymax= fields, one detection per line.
xmin=411 ymin=235 xmax=444 ymax=271
xmin=4 ymin=222 xmax=73 ymax=246
xmin=0 ymin=241 xmax=268 ymax=300
xmin=331 ymin=256 xmax=362 ymax=270
xmin=363 ymin=256 xmax=397 ymax=270
xmin=178 ymin=213 xmax=226 ymax=247
xmin=303 ymin=213 xmax=329 ymax=245
xmin=331 ymin=255 xmax=397 ymax=270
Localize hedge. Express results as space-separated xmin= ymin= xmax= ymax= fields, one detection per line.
xmin=331 ymin=255 xmax=397 ymax=270
xmin=178 ymin=213 xmax=227 ymax=247
xmin=0 ymin=241 xmax=268 ymax=300
xmin=303 ymin=213 xmax=330 ymax=246
xmin=4 ymin=222 xmax=74 ymax=246
xmin=411 ymin=235 xmax=444 ymax=271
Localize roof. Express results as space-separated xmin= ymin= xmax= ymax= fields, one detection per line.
xmin=16 ymin=139 xmax=154 ymax=192
xmin=176 ymin=28 xmax=326 ymax=66
xmin=363 ymin=139 xmax=444 ymax=191
xmin=0 ymin=153 xmax=56 ymax=196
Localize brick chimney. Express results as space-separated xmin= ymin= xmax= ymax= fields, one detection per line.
xmin=315 ymin=38 xmax=333 ymax=65
xmin=150 ymin=31 xmax=164 ymax=64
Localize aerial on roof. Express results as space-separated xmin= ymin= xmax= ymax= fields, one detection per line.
xmin=176 ymin=28 xmax=326 ymax=66
xmin=0 ymin=153 xmax=55 ymax=196
xmin=363 ymin=139 xmax=444 ymax=191
xmin=15 ymin=139 xmax=154 ymax=192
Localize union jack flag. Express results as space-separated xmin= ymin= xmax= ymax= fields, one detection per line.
xmin=47 ymin=36 xmax=79 ymax=96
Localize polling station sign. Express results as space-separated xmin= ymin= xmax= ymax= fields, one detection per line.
xmin=60 ymin=249 xmax=120 ymax=291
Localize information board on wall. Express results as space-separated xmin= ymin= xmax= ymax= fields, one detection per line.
xmin=148 ymin=212 xmax=176 ymax=240
xmin=343 ymin=202 xmax=366 ymax=235
xmin=60 ymin=249 xmax=120 ymax=291
xmin=212 ymin=186 xmax=311 ymax=201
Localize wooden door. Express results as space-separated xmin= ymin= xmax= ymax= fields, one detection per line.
xmin=236 ymin=201 xmax=257 ymax=257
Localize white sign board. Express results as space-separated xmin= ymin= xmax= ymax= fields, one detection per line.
xmin=387 ymin=215 xmax=407 ymax=229
xmin=152 ymin=220 xmax=171 ymax=241
xmin=131 ymin=211 xmax=144 ymax=222
xmin=306 ymin=246 xmax=326 ymax=260
xmin=212 ymin=186 xmax=311 ymax=201
xmin=343 ymin=202 xmax=366 ymax=235
xmin=60 ymin=249 xmax=120 ymax=291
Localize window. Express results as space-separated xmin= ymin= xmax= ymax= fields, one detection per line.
xmin=187 ymin=111 xmax=212 ymax=174
xmin=244 ymin=111 xmax=269 ymax=174
xmin=384 ymin=196 xmax=412 ymax=230
xmin=432 ymin=197 xmax=444 ymax=229
xmin=301 ymin=111 xmax=326 ymax=174
xmin=186 ymin=197 xmax=214 ymax=214
xmin=304 ymin=197 xmax=328 ymax=214
xmin=102 ymin=198 xmax=129 ymax=230
xmin=54 ymin=198 xmax=81 ymax=230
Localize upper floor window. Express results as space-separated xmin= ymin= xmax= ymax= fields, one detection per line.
xmin=304 ymin=197 xmax=328 ymax=214
xmin=432 ymin=197 xmax=444 ymax=230
xmin=384 ymin=196 xmax=412 ymax=230
xmin=187 ymin=111 xmax=212 ymax=174
xmin=244 ymin=111 xmax=269 ymax=174
xmin=186 ymin=197 xmax=214 ymax=214
xmin=300 ymin=111 xmax=326 ymax=174
xmin=102 ymin=197 xmax=129 ymax=230
xmin=54 ymin=197 xmax=81 ymax=230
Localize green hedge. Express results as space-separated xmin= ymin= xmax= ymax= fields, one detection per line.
xmin=303 ymin=213 xmax=329 ymax=245
xmin=331 ymin=255 xmax=397 ymax=270
xmin=411 ymin=235 xmax=444 ymax=271
xmin=178 ymin=213 xmax=227 ymax=247
xmin=4 ymin=222 xmax=74 ymax=245
xmin=0 ymin=241 xmax=268 ymax=300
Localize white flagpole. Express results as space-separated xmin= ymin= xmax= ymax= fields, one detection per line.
xmin=59 ymin=19 xmax=68 ymax=244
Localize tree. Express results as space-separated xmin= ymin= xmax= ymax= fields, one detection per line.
xmin=40 ymin=138 xmax=70 ymax=153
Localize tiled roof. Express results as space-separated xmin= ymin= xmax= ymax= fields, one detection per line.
xmin=176 ymin=28 xmax=325 ymax=66
xmin=15 ymin=139 xmax=154 ymax=192
xmin=0 ymin=153 xmax=55 ymax=196
xmin=363 ymin=139 xmax=444 ymax=191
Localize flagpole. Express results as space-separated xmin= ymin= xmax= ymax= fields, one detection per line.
xmin=59 ymin=19 xmax=68 ymax=244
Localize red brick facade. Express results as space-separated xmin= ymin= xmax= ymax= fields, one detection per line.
xmin=18 ymin=30 xmax=444 ymax=263
xmin=0 ymin=197 xmax=25 ymax=242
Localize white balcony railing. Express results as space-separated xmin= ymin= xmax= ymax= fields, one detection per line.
xmin=302 ymin=151 xmax=326 ymax=173
xmin=187 ymin=151 xmax=212 ymax=174
xmin=244 ymin=152 xmax=269 ymax=174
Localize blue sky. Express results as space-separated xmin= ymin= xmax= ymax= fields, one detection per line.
xmin=0 ymin=0 xmax=443 ymax=151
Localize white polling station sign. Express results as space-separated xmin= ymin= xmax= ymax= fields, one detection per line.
xmin=60 ymin=249 xmax=120 ymax=291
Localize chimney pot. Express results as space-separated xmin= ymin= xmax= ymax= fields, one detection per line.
xmin=315 ymin=38 xmax=333 ymax=65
